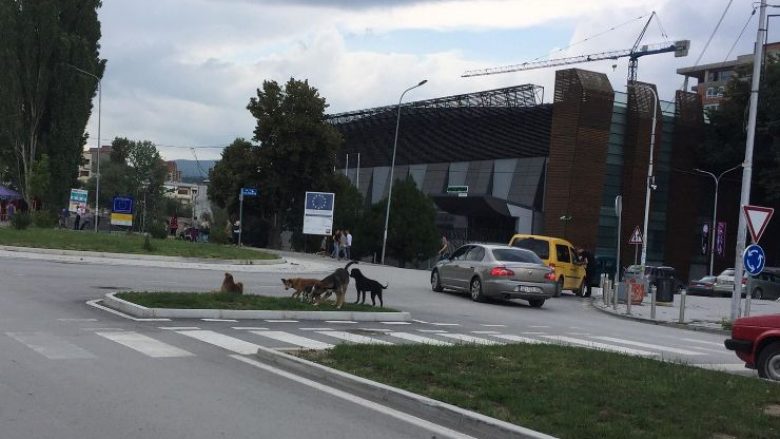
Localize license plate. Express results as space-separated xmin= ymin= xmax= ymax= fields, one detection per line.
xmin=518 ymin=286 xmax=537 ymax=293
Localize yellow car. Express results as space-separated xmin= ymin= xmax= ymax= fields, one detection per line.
xmin=508 ymin=234 xmax=586 ymax=297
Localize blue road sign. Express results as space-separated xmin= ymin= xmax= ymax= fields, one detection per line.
xmin=241 ymin=188 xmax=258 ymax=197
xmin=112 ymin=196 xmax=134 ymax=214
xmin=743 ymin=244 xmax=766 ymax=275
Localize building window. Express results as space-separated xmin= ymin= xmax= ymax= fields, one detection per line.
xmin=708 ymin=71 xmax=719 ymax=82
xmin=706 ymin=87 xmax=716 ymax=98
xmin=79 ymin=170 xmax=90 ymax=177
xmin=177 ymin=189 xmax=189 ymax=195
xmin=717 ymin=86 xmax=725 ymax=97
xmin=721 ymin=70 xmax=733 ymax=82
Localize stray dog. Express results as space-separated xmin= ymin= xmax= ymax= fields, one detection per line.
xmin=281 ymin=277 xmax=320 ymax=302
xmin=220 ymin=272 xmax=244 ymax=294
xmin=310 ymin=261 xmax=356 ymax=309
xmin=350 ymin=268 xmax=389 ymax=307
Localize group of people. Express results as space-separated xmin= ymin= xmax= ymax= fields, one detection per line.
xmin=320 ymin=229 xmax=352 ymax=260
xmin=168 ymin=214 xmax=211 ymax=242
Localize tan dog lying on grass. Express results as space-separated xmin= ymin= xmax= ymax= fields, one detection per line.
xmin=281 ymin=278 xmax=320 ymax=302
xmin=220 ymin=272 xmax=243 ymax=294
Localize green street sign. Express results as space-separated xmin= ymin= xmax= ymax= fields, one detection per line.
xmin=446 ymin=185 xmax=469 ymax=194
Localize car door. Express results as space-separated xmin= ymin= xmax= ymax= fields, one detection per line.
xmin=461 ymin=246 xmax=486 ymax=287
xmin=554 ymin=244 xmax=574 ymax=289
xmin=439 ymin=245 xmax=471 ymax=289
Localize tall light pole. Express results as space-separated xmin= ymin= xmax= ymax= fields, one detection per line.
xmin=632 ymin=83 xmax=658 ymax=268
xmin=381 ymin=79 xmax=427 ymax=265
xmin=694 ymin=164 xmax=742 ymax=276
xmin=66 ymin=64 xmax=102 ymax=232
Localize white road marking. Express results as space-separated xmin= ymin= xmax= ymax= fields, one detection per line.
xmin=176 ymin=330 xmax=262 ymax=355
xmin=231 ymin=327 xmax=268 ymax=331
xmin=202 ymin=318 xmax=239 ymax=322
xmin=324 ymin=321 xmax=358 ymax=324
xmin=58 ymin=318 xmax=98 ymax=322
xmin=358 ymin=328 xmax=391 ymax=332
xmin=96 ymin=331 xmax=193 ymax=358
xmin=80 ymin=327 xmax=124 ymax=332
xmin=388 ymin=332 xmax=454 ymax=346
xmin=265 ymin=320 xmax=299 ymax=323
xmin=158 ymin=326 xmax=200 ymax=330
xmin=471 ymin=331 xmax=500 ymax=335
xmin=230 ymin=355 xmax=479 ymax=439
xmin=417 ymin=329 xmax=447 ymax=333
xmin=438 ymin=334 xmax=503 ymax=345
xmin=480 ymin=324 xmax=506 ymax=327
xmin=542 ymin=335 xmax=657 ymax=357
xmin=318 ymin=331 xmax=394 ymax=345
xmin=491 ymin=334 xmax=547 ymax=344
xmin=529 ymin=325 xmax=550 ymax=328
xmin=251 ymin=331 xmax=334 ymax=350
xmin=299 ymin=327 xmax=334 ymax=331
xmin=85 ymin=299 xmax=171 ymax=321
xmin=7 ymin=332 xmax=96 ymax=360
xmin=412 ymin=319 xmax=430 ymax=324
xmin=430 ymin=322 xmax=460 ymax=326
xmin=682 ymin=338 xmax=725 ymax=348
xmin=687 ymin=345 xmax=728 ymax=354
xmin=380 ymin=321 xmax=411 ymax=325
xmin=522 ymin=332 xmax=547 ymax=335
xmin=590 ymin=336 xmax=705 ymax=356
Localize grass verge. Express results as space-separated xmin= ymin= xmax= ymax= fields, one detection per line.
xmin=302 ymin=344 xmax=780 ymax=439
xmin=116 ymin=291 xmax=399 ymax=313
xmin=0 ymin=227 xmax=276 ymax=260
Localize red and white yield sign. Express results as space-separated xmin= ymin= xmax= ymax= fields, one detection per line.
xmin=743 ymin=204 xmax=774 ymax=244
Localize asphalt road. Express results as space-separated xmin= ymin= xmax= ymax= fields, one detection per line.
xmin=0 ymin=252 xmax=744 ymax=439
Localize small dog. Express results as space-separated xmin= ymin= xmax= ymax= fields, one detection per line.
xmin=310 ymin=261 xmax=356 ymax=309
xmin=281 ymin=278 xmax=320 ymax=302
xmin=220 ymin=272 xmax=243 ymax=294
xmin=350 ymin=268 xmax=389 ymax=307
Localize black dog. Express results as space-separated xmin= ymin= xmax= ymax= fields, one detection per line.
xmin=350 ymin=268 xmax=389 ymax=307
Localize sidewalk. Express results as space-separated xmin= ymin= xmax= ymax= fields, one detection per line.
xmin=591 ymin=290 xmax=780 ymax=334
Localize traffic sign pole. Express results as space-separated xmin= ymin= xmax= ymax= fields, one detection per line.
xmin=238 ymin=192 xmax=244 ymax=247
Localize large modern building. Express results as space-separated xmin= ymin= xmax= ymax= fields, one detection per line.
xmin=327 ymin=68 xmax=729 ymax=281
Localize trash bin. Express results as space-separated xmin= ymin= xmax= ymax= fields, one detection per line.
xmin=655 ymin=267 xmax=675 ymax=304
xmin=618 ymin=265 xmax=646 ymax=304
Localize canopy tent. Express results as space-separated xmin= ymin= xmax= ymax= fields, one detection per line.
xmin=0 ymin=186 xmax=22 ymax=200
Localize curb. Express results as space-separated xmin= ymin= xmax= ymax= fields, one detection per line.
xmin=253 ymin=345 xmax=556 ymax=439
xmin=589 ymin=300 xmax=729 ymax=335
xmin=102 ymin=292 xmax=412 ymax=322
xmin=0 ymin=245 xmax=285 ymax=265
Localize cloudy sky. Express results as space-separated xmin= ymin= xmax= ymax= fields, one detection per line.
xmin=90 ymin=0 xmax=776 ymax=160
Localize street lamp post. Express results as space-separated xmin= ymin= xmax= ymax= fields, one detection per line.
xmin=66 ymin=64 xmax=102 ymax=232
xmin=632 ymin=83 xmax=658 ymax=268
xmin=381 ymin=79 xmax=428 ymax=265
xmin=694 ymin=164 xmax=742 ymax=276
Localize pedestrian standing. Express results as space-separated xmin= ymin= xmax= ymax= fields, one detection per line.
xmin=339 ymin=231 xmax=347 ymax=260
xmin=170 ymin=214 xmax=179 ymax=238
xmin=232 ymin=219 xmax=241 ymax=245
xmin=331 ymin=230 xmax=341 ymax=259
xmin=345 ymin=229 xmax=353 ymax=260
xmin=200 ymin=217 xmax=210 ymax=243
xmin=74 ymin=204 xmax=82 ymax=230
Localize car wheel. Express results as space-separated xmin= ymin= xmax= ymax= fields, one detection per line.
xmin=528 ymin=299 xmax=545 ymax=308
xmin=554 ymin=277 xmax=563 ymax=297
xmin=757 ymin=341 xmax=780 ymax=381
xmin=431 ymin=270 xmax=443 ymax=292
xmin=574 ymin=280 xmax=585 ymax=297
xmin=753 ymin=288 xmax=763 ymax=300
xmin=470 ymin=277 xmax=485 ymax=302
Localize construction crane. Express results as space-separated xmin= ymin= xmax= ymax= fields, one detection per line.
xmin=462 ymin=13 xmax=690 ymax=82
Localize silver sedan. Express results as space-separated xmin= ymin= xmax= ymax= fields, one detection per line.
xmin=430 ymin=244 xmax=557 ymax=308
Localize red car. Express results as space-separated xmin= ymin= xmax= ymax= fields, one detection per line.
xmin=725 ymin=314 xmax=780 ymax=380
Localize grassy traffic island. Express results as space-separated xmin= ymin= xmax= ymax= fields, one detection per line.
xmin=115 ymin=291 xmax=399 ymax=313
xmin=0 ymin=228 xmax=276 ymax=260
xmin=301 ymin=344 xmax=780 ymax=439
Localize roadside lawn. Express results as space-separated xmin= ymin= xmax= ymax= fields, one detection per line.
xmin=0 ymin=228 xmax=276 ymax=260
xmin=303 ymin=344 xmax=780 ymax=439
xmin=116 ymin=292 xmax=399 ymax=312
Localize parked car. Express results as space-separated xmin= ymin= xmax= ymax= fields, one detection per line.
xmin=714 ymin=268 xmax=747 ymax=296
xmin=746 ymin=267 xmax=780 ymax=300
xmin=643 ymin=266 xmax=685 ymax=293
xmin=725 ymin=314 xmax=780 ymax=380
xmin=508 ymin=234 xmax=586 ymax=297
xmin=685 ymin=275 xmax=718 ymax=296
xmin=430 ymin=244 xmax=557 ymax=308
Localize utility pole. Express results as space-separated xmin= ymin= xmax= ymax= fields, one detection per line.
xmin=731 ymin=0 xmax=767 ymax=321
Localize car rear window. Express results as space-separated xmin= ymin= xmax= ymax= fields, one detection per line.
xmin=511 ymin=238 xmax=549 ymax=259
xmin=492 ymin=249 xmax=542 ymax=264
xmin=556 ymin=244 xmax=571 ymax=263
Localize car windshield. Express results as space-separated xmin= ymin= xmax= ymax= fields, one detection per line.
xmin=491 ymin=248 xmax=542 ymax=264
xmin=511 ymin=238 xmax=549 ymax=259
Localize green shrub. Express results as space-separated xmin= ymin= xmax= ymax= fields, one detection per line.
xmin=31 ymin=210 xmax=58 ymax=228
xmin=147 ymin=221 xmax=168 ymax=240
xmin=142 ymin=234 xmax=155 ymax=252
xmin=10 ymin=212 xmax=32 ymax=230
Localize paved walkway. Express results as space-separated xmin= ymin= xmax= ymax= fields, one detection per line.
xmin=592 ymin=289 xmax=780 ymax=332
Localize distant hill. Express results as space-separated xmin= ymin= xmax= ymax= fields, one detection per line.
xmin=174 ymin=160 xmax=216 ymax=180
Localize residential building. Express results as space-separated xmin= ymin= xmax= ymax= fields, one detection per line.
xmin=163 ymin=181 xmax=199 ymax=205
xmin=166 ymin=161 xmax=182 ymax=182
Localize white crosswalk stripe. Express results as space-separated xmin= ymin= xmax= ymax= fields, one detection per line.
xmin=317 ymin=331 xmax=394 ymax=345
xmin=589 ymin=336 xmax=705 ymax=356
xmin=7 ymin=332 xmax=96 ymax=360
xmin=388 ymin=332 xmax=454 ymax=346
xmin=491 ymin=334 xmax=547 ymax=344
xmin=438 ymin=333 xmax=503 ymax=345
xmin=250 ymin=331 xmax=334 ymax=350
xmin=542 ymin=335 xmax=657 ymax=357
xmin=682 ymin=338 xmax=725 ymax=348
xmin=175 ymin=330 xmax=261 ymax=355
xmin=96 ymin=331 xmax=193 ymax=358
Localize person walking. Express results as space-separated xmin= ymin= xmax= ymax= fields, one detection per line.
xmin=170 ymin=214 xmax=179 ymax=238
xmin=437 ymin=234 xmax=450 ymax=261
xmin=339 ymin=230 xmax=348 ymax=260
xmin=345 ymin=229 xmax=353 ymax=260
xmin=199 ymin=217 xmax=210 ymax=243
xmin=576 ymin=248 xmax=597 ymax=298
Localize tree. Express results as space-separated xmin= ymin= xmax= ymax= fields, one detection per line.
xmin=207 ymin=138 xmax=258 ymax=215
xmin=247 ymin=78 xmax=343 ymax=247
xmin=28 ymin=153 xmax=51 ymax=209
xmin=0 ymin=0 xmax=104 ymax=210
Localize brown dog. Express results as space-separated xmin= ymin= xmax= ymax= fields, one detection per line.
xmin=220 ymin=272 xmax=243 ymax=294
xmin=281 ymin=278 xmax=320 ymax=302
xmin=310 ymin=261 xmax=356 ymax=309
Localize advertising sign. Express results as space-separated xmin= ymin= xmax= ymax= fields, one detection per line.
xmin=111 ymin=196 xmax=134 ymax=227
xmin=303 ymin=191 xmax=335 ymax=235
xmin=69 ymin=189 xmax=88 ymax=213
xmin=716 ymin=222 xmax=727 ymax=257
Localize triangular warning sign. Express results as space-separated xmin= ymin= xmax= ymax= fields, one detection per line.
xmin=744 ymin=205 xmax=774 ymax=243
xmin=628 ymin=226 xmax=643 ymax=244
